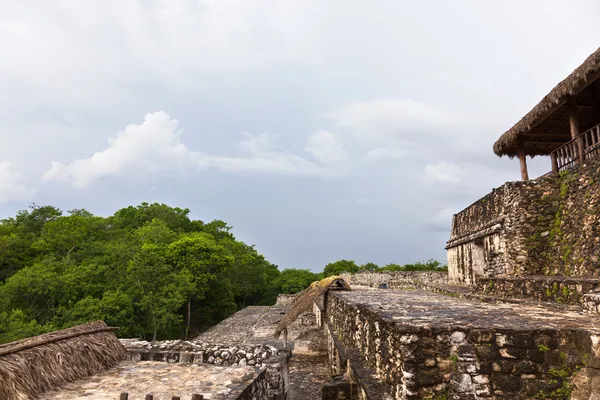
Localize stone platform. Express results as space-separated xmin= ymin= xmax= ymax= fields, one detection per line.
xmin=327 ymin=288 xmax=600 ymax=399
xmin=41 ymin=361 xmax=264 ymax=400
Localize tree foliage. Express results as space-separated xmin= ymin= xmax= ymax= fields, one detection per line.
xmin=0 ymin=203 xmax=283 ymax=343
xmin=323 ymin=259 xmax=359 ymax=277
xmin=0 ymin=201 xmax=446 ymax=344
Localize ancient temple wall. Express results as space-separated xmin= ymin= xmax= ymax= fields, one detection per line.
xmin=447 ymin=157 xmax=600 ymax=284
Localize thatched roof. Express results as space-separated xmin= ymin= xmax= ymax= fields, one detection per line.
xmin=494 ymin=47 xmax=600 ymax=157
xmin=273 ymin=276 xmax=350 ymax=338
xmin=0 ymin=321 xmax=126 ymax=400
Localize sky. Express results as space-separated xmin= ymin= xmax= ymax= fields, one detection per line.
xmin=1 ymin=1 xmax=599 ymax=271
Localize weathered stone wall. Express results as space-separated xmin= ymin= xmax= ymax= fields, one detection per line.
xmin=451 ymin=188 xmax=505 ymax=238
xmin=475 ymin=276 xmax=600 ymax=305
xmin=447 ymin=233 xmax=506 ymax=285
xmin=341 ymin=271 xmax=448 ymax=288
xmin=237 ymin=369 xmax=269 ymax=400
xmin=523 ymin=164 xmax=600 ymax=277
xmin=448 ymin=157 xmax=600 ymax=284
xmin=120 ymin=340 xmax=283 ymax=367
xmin=582 ymin=292 xmax=600 ymax=314
xmin=120 ymin=339 xmax=291 ymax=399
xmin=326 ymin=291 xmax=600 ymax=399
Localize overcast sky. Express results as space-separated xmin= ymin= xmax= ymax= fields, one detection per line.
xmin=1 ymin=1 xmax=599 ymax=271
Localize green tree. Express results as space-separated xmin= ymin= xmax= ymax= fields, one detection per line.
xmin=31 ymin=215 xmax=103 ymax=263
xmin=111 ymin=202 xmax=192 ymax=232
xmin=323 ymin=259 xmax=359 ymax=277
xmin=0 ymin=309 xmax=54 ymax=343
xmin=276 ymin=269 xmax=320 ymax=294
xmin=126 ymin=244 xmax=191 ymax=340
xmin=359 ymin=262 xmax=380 ymax=272
xmin=166 ymin=233 xmax=233 ymax=337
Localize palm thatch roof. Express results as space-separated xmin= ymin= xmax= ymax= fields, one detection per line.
xmin=494 ymin=47 xmax=600 ymax=157
xmin=273 ymin=276 xmax=350 ymax=338
xmin=0 ymin=320 xmax=126 ymax=400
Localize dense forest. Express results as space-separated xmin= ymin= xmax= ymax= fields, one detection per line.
xmin=0 ymin=203 xmax=445 ymax=344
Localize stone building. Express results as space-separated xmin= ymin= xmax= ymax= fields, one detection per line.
xmin=447 ymin=46 xmax=600 ymax=285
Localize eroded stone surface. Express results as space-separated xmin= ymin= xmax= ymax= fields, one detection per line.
xmin=41 ymin=361 xmax=262 ymax=400
xmin=327 ymin=288 xmax=600 ymax=399
xmin=333 ymin=289 xmax=600 ymax=331
xmin=583 ymin=292 xmax=600 ymax=314
xmin=288 ymin=354 xmax=330 ymax=399
xmin=448 ymin=159 xmax=600 ymax=284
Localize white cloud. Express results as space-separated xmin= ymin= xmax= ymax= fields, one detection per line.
xmin=364 ymin=146 xmax=412 ymax=161
xmin=43 ymin=111 xmax=198 ymax=188
xmin=43 ymin=112 xmax=352 ymax=187
xmin=327 ymin=98 xmax=471 ymax=141
xmin=0 ymin=162 xmax=34 ymax=203
xmin=305 ymin=130 xmax=350 ymax=164
xmin=425 ymin=162 xmax=463 ymax=185
xmin=428 ymin=208 xmax=455 ymax=232
xmin=205 ymin=132 xmax=322 ymax=176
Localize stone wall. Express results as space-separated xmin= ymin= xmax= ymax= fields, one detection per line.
xmin=582 ymin=293 xmax=600 ymax=314
xmin=451 ymin=188 xmax=505 ymax=238
xmin=475 ymin=276 xmax=600 ymax=305
xmin=237 ymin=369 xmax=269 ymax=400
xmin=326 ymin=291 xmax=600 ymax=399
xmin=120 ymin=339 xmax=290 ymax=399
xmin=340 ymin=271 xmax=448 ymax=288
xmin=448 ymin=157 xmax=600 ymax=284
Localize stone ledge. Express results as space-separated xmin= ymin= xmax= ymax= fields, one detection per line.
xmin=327 ymin=289 xmax=600 ymax=399
xmin=475 ymin=276 xmax=600 ymax=306
xmin=324 ymin=320 xmax=390 ymax=399
xmin=446 ymin=218 xmax=504 ymax=249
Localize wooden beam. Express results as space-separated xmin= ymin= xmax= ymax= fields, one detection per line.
xmin=524 ymin=141 xmax=568 ymax=147
xmin=526 ymin=133 xmax=572 ymax=138
xmin=591 ymin=84 xmax=600 ymax=124
xmin=550 ymin=152 xmax=559 ymax=175
xmin=517 ymin=139 xmax=529 ymax=180
xmin=568 ymin=99 xmax=584 ymax=164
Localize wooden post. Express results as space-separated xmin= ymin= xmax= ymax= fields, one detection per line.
xmin=569 ymin=100 xmax=584 ymax=163
xmin=517 ymin=139 xmax=529 ymax=180
xmin=282 ymin=327 xmax=288 ymax=348
xmin=172 ymin=397 xmax=181 ymax=400
xmin=191 ymin=395 xmax=204 ymax=400
xmin=145 ymin=395 xmax=153 ymax=400
xmin=120 ymin=394 xmax=128 ymax=400
xmin=592 ymin=85 xmax=600 ymax=125
xmin=550 ymin=151 xmax=559 ymax=175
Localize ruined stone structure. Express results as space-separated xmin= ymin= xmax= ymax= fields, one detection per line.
xmin=447 ymin=46 xmax=600 ymax=287
xmin=5 ymin=272 xmax=600 ymax=399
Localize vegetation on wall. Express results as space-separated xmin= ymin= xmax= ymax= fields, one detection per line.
xmin=526 ymin=168 xmax=596 ymax=276
xmin=0 ymin=202 xmax=445 ymax=344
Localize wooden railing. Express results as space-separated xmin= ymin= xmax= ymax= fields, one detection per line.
xmin=550 ymin=123 xmax=600 ymax=173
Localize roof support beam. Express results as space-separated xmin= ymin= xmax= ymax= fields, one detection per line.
xmin=568 ymin=99 xmax=584 ymax=164
xmin=591 ymin=84 xmax=600 ymax=125
xmin=518 ymin=138 xmax=529 ymax=180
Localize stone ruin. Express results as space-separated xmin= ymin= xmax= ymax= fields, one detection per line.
xmin=3 ymin=270 xmax=600 ymax=399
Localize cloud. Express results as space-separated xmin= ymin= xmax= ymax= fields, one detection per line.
xmin=0 ymin=162 xmax=34 ymax=203
xmin=305 ymin=130 xmax=350 ymax=164
xmin=43 ymin=112 xmax=198 ymax=188
xmin=427 ymin=208 xmax=455 ymax=232
xmin=205 ymin=132 xmax=322 ymax=176
xmin=43 ymin=112 xmax=355 ymax=187
xmin=327 ymin=98 xmax=472 ymax=141
xmin=425 ymin=162 xmax=463 ymax=185
xmin=364 ymin=146 xmax=412 ymax=161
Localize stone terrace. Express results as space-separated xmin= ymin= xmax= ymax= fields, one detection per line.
xmin=327 ymin=287 xmax=600 ymax=399
xmin=41 ymin=361 xmax=263 ymax=400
